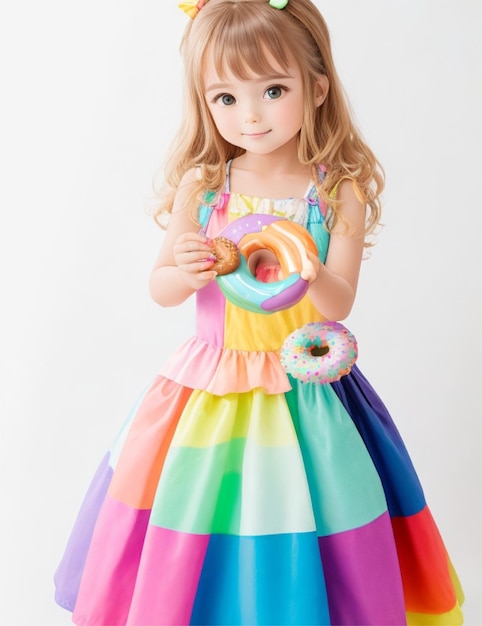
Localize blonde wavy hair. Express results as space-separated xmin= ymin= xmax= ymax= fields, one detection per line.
xmin=155 ymin=0 xmax=384 ymax=240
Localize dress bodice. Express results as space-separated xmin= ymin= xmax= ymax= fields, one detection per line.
xmin=196 ymin=165 xmax=331 ymax=346
xmin=160 ymin=166 xmax=331 ymax=395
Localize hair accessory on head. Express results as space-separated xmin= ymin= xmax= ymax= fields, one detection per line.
xmin=178 ymin=0 xmax=208 ymax=20
xmin=179 ymin=0 xmax=288 ymax=20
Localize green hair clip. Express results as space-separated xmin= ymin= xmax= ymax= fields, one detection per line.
xmin=269 ymin=0 xmax=289 ymax=7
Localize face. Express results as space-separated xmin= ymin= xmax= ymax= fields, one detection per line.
xmin=203 ymin=53 xmax=309 ymax=157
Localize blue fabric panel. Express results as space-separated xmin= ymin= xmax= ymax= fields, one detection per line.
xmin=191 ymin=532 xmax=330 ymax=625
xmin=331 ymin=365 xmax=426 ymax=517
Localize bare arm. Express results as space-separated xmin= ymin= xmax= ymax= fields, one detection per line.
xmin=308 ymin=179 xmax=366 ymax=320
xmin=149 ymin=171 xmax=217 ymax=307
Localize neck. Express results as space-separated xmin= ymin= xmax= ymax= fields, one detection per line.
xmin=229 ymin=142 xmax=313 ymax=198
xmin=233 ymin=139 xmax=306 ymax=176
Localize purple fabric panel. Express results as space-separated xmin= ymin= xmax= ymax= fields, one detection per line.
xmin=319 ymin=512 xmax=407 ymax=626
xmin=54 ymin=452 xmax=112 ymax=611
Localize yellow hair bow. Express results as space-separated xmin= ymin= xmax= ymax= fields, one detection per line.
xmin=178 ymin=0 xmax=208 ymax=19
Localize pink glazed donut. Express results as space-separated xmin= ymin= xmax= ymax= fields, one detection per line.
xmin=280 ymin=321 xmax=358 ymax=384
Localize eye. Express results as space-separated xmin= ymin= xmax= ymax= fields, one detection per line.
xmin=264 ymin=86 xmax=284 ymax=100
xmin=216 ymin=93 xmax=236 ymax=106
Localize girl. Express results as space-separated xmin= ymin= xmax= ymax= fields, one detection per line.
xmin=55 ymin=1 xmax=464 ymax=624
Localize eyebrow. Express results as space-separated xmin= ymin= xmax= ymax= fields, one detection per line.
xmin=205 ymin=73 xmax=294 ymax=93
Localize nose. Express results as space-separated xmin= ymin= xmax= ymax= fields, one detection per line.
xmin=242 ymin=100 xmax=260 ymax=124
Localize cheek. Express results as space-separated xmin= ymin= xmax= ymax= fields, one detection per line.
xmin=209 ymin=107 xmax=233 ymax=132
xmin=276 ymin=96 xmax=304 ymax=127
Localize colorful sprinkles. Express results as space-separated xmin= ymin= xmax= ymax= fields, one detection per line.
xmin=280 ymin=321 xmax=358 ymax=384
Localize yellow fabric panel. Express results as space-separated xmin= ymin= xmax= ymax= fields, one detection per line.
xmin=406 ymin=603 xmax=463 ymax=626
xmin=448 ymin=558 xmax=465 ymax=608
xmin=171 ymin=388 xmax=298 ymax=448
xmin=224 ymin=295 xmax=325 ymax=351
xmin=407 ymin=561 xmax=464 ymax=626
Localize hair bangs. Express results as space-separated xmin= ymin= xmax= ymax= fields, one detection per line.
xmin=201 ymin=4 xmax=297 ymax=80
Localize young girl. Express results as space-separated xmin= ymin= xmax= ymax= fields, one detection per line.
xmin=54 ymin=1 xmax=464 ymax=624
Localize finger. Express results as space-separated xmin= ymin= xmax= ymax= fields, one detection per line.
xmin=178 ymin=259 xmax=215 ymax=273
xmin=174 ymin=242 xmax=213 ymax=259
xmin=197 ymin=270 xmax=218 ymax=282
xmin=176 ymin=251 xmax=215 ymax=267
xmin=176 ymin=231 xmax=210 ymax=246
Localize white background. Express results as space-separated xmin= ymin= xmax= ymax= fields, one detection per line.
xmin=1 ymin=1 xmax=480 ymax=624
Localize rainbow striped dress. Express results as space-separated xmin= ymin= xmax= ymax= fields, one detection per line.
xmin=54 ymin=169 xmax=464 ymax=625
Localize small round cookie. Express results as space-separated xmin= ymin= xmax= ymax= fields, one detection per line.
xmin=209 ymin=236 xmax=240 ymax=275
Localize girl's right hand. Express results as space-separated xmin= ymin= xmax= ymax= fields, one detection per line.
xmin=173 ymin=231 xmax=218 ymax=287
xmin=149 ymin=168 xmax=220 ymax=306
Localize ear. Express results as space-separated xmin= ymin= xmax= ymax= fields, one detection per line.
xmin=314 ymin=74 xmax=329 ymax=107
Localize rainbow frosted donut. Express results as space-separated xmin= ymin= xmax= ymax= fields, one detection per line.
xmin=216 ymin=214 xmax=318 ymax=314
xmin=280 ymin=321 xmax=358 ymax=384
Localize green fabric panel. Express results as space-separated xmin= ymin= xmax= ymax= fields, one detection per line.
xmin=150 ymin=437 xmax=316 ymax=536
xmin=150 ymin=439 xmax=244 ymax=535
xmin=285 ymin=377 xmax=388 ymax=536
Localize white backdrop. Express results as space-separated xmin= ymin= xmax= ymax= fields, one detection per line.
xmin=1 ymin=1 xmax=480 ymax=624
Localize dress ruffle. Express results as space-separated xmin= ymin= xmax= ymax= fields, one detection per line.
xmin=158 ymin=336 xmax=291 ymax=395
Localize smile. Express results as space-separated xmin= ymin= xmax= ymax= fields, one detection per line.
xmin=241 ymin=130 xmax=272 ymax=138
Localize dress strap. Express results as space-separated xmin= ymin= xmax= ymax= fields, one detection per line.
xmin=198 ymin=162 xmax=232 ymax=231
xmin=304 ymin=165 xmax=326 ymax=203
xmin=225 ymin=159 xmax=232 ymax=193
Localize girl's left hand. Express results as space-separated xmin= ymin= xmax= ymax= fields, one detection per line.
xmin=301 ymin=251 xmax=321 ymax=283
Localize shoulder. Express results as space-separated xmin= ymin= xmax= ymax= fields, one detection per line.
xmin=178 ymin=166 xmax=201 ymax=190
xmin=331 ymin=176 xmax=365 ymax=204
xmin=172 ymin=167 xmax=202 ymax=213
xmin=330 ymin=177 xmax=366 ymax=237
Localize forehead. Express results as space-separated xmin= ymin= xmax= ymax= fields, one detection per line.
xmin=202 ymin=44 xmax=299 ymax=85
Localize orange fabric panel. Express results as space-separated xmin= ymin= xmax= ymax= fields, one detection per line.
xmin=392 ymin=506 xmax=456 ymax=614
xmin=108 ymin=377 xmax=192 ymax=509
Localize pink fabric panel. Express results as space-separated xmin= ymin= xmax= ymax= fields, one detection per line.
xmin=73 ymin=497 xmax=150 ymax=626
xmin=195 ymin=198 xmax=229 ymax=347
xmin=127 ymin=527 xmax=209 ymax=626
xmin=204 ymin=196 xmax=228 ymax=238
xmin=159 ymin=336 xmax=290 ymax=395
xmin=159 ymin=337 xmax=223 ymax=390
xmin=196 ymin=279 xmax=226 ymax=346
xmin=206 ymin=346 xmax=290 ymax=395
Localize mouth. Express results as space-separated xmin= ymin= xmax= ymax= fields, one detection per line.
xmin=241 ymin=130 xmax=272 ymax=138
